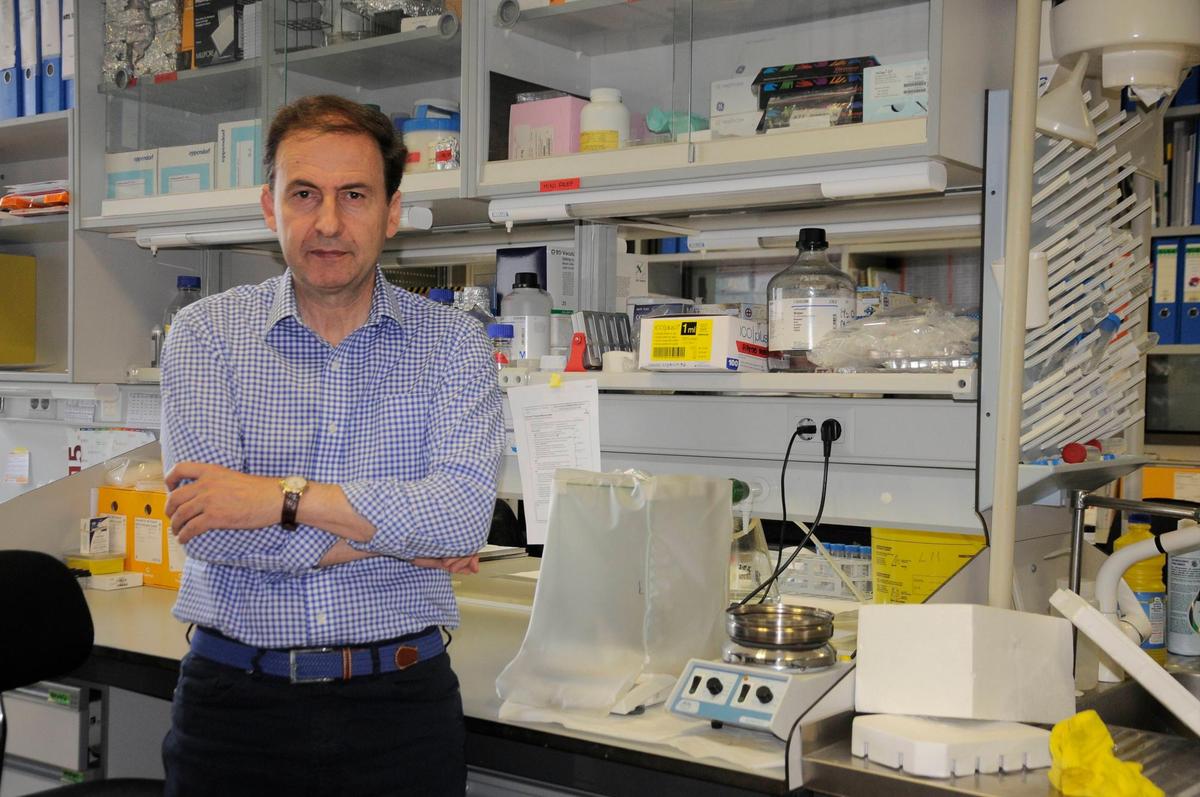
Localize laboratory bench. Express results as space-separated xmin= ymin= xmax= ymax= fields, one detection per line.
xmin=67 ymin=556 xmax=1200 ymax=797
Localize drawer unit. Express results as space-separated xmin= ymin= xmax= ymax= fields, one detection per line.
xmin=1 ymin=682 xmax=100 ymax=773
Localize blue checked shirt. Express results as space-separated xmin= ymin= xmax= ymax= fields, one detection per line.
xmin=159 ymin=268 xmax=504 ymax=648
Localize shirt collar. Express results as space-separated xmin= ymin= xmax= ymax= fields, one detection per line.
xmin=264 ymin=267 xmax=401 ymax=337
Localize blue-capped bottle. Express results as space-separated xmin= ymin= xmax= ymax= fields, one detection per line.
xmin=163 ymin=276 xmax=202 ymax=339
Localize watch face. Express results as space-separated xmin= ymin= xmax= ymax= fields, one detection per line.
xmin=282 ymin=476 xmax=307 ymax=493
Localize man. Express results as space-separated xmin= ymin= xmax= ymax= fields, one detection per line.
xmin=158 ymin=95 xmax=503 ymax=796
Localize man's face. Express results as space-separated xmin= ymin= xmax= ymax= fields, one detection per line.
xmin=261 ymin=129 xmax=401 ymax=301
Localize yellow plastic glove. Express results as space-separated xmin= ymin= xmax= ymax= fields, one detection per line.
xmin=1048 ymin=710 xmax=1164 ymax=797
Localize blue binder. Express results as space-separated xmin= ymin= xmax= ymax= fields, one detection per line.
xmin=1181 ymin=238 xmax=1200 ymax=344
xmin=16 ymin=0 xmax=35 ymax=115
xmin=59 ymin=0 xmax=69 ymax=108
xmin=0 ymin=0 xmax=18 ymax=119
xmin=37 ymin=0 xmax=59 ymax=112
xmin=1151 ymin=238 xmax=1181 ymax=345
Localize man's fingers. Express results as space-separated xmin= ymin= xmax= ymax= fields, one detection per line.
xmin=165 ymin=461 xmax=206 ymax=489
xmin=173 ymin=512 xmax=209 ymax=544
xmin=169 ymin=497 xmax=206 ymax=538
xmin=164 ymin=480 xmax=199 ymax=516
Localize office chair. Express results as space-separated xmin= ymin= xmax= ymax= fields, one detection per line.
xmin=0 ymin=550 xmax=163 ymax=795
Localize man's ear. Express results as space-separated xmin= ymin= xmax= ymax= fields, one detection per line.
xmin=260 ymin=183 xmax=278 ymax=232
xmin=385 ymin=189 xmax=403 ymax=238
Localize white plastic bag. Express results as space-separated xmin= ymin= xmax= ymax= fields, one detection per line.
xmin=496 ymin=469 xmax=731 ymax=713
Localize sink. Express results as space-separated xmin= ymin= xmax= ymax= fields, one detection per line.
xmin=1077 ymin=669 xmax=1200 ymax=740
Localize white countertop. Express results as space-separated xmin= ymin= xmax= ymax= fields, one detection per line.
xmin=83 ymin=557 xmax=787 ymax=789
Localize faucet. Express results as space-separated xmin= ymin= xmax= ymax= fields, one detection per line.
xmin=1069 ymin=490 xmax=1200 ymax=681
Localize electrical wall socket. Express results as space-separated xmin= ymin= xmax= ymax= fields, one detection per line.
xmin=787 ymin=407 xmax=854 ymax=456
xmin=26 ymin=397 xmax=55 ymax=418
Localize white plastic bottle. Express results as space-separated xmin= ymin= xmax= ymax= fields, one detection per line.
xmin=579 ymin=88 xmax=630 ymax=152
xmin=500 ymin=273 xmax=553 ymax=362
xmin=1168 ymin=547 xmax=1200 ymax=655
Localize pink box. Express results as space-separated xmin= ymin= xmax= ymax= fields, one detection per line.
xmin=508 ymin=96 xmax=588 ymax=160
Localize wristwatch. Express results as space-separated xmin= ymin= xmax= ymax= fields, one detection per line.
xmin=279 ymin=476 xmax=308 ymax=531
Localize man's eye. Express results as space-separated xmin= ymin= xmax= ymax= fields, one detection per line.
xmin=346 ymin=191 xmax=363 ymax=200
xmin=295 ymin=190 xmax=311 ymax=199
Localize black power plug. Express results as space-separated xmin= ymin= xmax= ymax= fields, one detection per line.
xmin=820 ymin=418 xmax=842 ymax=458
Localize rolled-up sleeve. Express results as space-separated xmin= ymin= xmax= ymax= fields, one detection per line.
xmin=342 ymin=323 xmax=503 ymax=559
xmin=160 ymin=305 xmax=335 ymax=572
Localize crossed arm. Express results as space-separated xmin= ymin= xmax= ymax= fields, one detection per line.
xmin=159 ymin=307 xmax=504 ymax=575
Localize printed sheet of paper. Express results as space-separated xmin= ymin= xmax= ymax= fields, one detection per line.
xmin=3 ymin=449 xmax=30 ymax=485
xmin=506 ymin=380 xmax=601 ymax=545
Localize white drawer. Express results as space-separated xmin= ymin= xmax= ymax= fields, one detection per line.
xmin=1 ymin=683 xmax=100 ymax=772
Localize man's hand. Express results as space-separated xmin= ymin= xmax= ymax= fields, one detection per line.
xmin=165 ymin=462 xmax=282 ymax=543
xmin=412 ymin=555 xmax=480 ymax=575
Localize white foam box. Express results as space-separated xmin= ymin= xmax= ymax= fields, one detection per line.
xmin=157 ymin=142 xmax=215 ymax=195
xmin=856 ymin=604 xmax=1075 ymax=724
xmin=88 ymin=571 xmax=144 ymax=590
xmin=217 ymin=119 xmax=263 ymax=189
xmin=852 ymin=714 xmax=1052 ymax=778
xmin=105 ymin=149 xmax=157 ymax=200
xmin=638 ymin=314 xmax=767 ymax=372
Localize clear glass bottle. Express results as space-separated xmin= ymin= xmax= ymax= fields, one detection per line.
xmin=500 ymin=273 xmax=553 ymax=362
xmin=163 ymin=275 xmax=202 ymax=338
xmin=486 ymin=323 xmax=513 ymax=370
xmin=730 ymin=512 xmax=779 ymax=604
xmin=767 ymin=228 xmax=855 ymax=372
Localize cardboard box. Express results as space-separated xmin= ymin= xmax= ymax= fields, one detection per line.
xmin=508 ymin=95 xmax=588 ymax=160
xmin=864 ymin=60 xmax=930 ymax=123
xmin=179 ymin=0 xmax=196 ymax=70
xmin=65 ymin=552 xmax=125 ymax=576
xmin=194 ymin=0 xmax=242 ymax=67
xmin=158 ymin=142 xmax=215 ymax=195
xmin=216 ymin=119 xmax=262 ymax=189
xmin=0 ymin=254 xmax=36 ymax=363
xmin=79 ymin=517 xmax=111 ymax=555
xmin=710 ymin=111 xmax=762 ymax=138
xmin=97 ymin=486 xmax=183 ymax=589
xmin=696 ymin=303 xmax=766 ymax=321
xmin=638 ymin=314 xmax=768 ymax=372
xmin=710 ymin=76 xmax=757 ymax=117
xmin=856 ymin=604 xmax=1076 ymax=724
xmin=105 ymin=149 xmax=157 ymax=199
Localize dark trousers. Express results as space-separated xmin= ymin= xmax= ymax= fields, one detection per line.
xmin=162 ymin=649 xmax=467 ymax=796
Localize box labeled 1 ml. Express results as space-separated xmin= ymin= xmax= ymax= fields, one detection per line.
xmin=638 ymin=314 xmax=768 ymax=372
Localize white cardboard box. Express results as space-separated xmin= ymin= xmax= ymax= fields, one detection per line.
xmin=105 ymin=149 xmax=157 ymax=199
xmin=710 ymin=76 xmax=758 ymax=116
xmin=710 ymin=111 xmax=762 ymax=138
xmin=217 ymin=120 xmax=263 ymax=189
xmin=856 ymin=604 xmax=1075 ymax=725
xmin=158 ymin=142 xmax=215 ymax=195
xmin=638 ymin=314 xmax=768 ymax=372
xmin=88 ymin=571 xmax=144 ymax=590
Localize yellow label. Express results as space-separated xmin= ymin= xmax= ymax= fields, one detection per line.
xmin=579 ymin=130 xmax=619 ymax=152
xmin=649 ymin=318 xmax=713 ymax=362
xmin=871 ymin=527 xmax=985 ymax=604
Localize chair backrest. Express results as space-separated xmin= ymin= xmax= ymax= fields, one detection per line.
xmin=0 ymin=550 xmax=94 ymax=693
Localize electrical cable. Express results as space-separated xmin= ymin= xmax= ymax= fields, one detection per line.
xmin=738 ymin=432 xmax=833 ymax=607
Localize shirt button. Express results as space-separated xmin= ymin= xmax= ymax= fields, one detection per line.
xmin=316 ymin=611 xmax=327 ymax=625
xmin=329 ymin=359 xmax=340 ymax=371
xmin=327 ymin=421 xmax=337 ymax=434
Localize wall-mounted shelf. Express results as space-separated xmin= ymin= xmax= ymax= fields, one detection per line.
xmin=281 ymin=22 xmax=460 ymax=87
xmin=1150 ymin=344 xmax=1200 ymax=356
xmin=98 ymin=60 xmax=260 ymax=113
xmin=1152 ymin=225 xmax=1200 ymax=238
xmin=510 ymin=368 xmax=978 ymax=400
xmin=0 ymin=214 xmax=69 ymax=244
xmin=0 ymin=111 xmax=70 ymax=162
xmin=1165 ymin=105 xmax=1200 ymax=121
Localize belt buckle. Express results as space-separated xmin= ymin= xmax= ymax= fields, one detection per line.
xmin=288 ymin=647 xmax=337 ymax=684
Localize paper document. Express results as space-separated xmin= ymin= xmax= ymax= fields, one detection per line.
xmin=4 ymin=448 xmax=30 ymax=485
xmin=506 ymin=379 xmax=601 ymax=545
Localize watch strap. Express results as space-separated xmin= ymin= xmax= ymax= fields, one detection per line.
xmin=281 ymin=489 xmax=301 ymax=531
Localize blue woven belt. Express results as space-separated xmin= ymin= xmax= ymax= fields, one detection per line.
xmin=191 ymin=626 xmax=444 ymax=684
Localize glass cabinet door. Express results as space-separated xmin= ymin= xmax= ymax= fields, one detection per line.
xmin=477 ymin=0 xmax=694 ymax=194
xmin=686 ymin=1 xmax=932 ymax=171
xmin=275 ymin=0 xmax=465 ymax=200
xmin=77 ymin=1 xmax=269 ymax=226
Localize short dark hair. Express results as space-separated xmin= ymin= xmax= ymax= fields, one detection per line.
xmin=264 ymin=95 xmax=406 ymax=197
